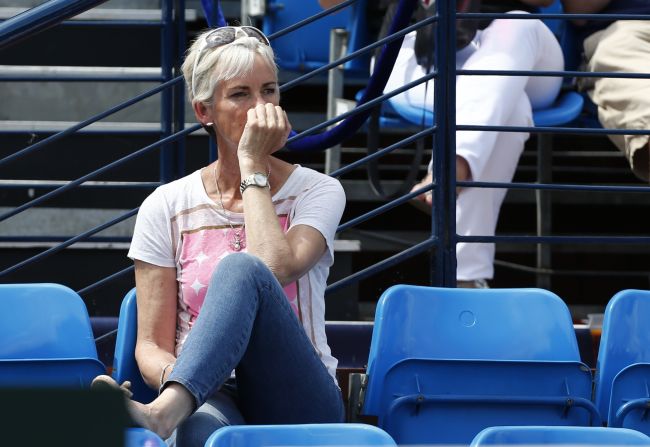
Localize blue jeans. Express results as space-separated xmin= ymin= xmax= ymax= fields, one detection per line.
xmin=166 ymin=253 xmax=344 ymax=446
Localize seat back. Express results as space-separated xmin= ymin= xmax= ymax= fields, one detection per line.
xmin=263 ymin=0 xmax=369 ymax=75
xmin=609 ymin=364 xmax=650 ymax=432
xmin=0 ymin=283 xmax=106 ymax=386
xmin=381 ymin=358 xmax=596 ymax=445
xmin=205 ymin=423 xmax=397 ymax=447
xmin=364 ymin=285 xmax=580 ymax=413
xmin=538 ymin=0 xmax=564 ymax=40
xmin=362 ymin=285 xmax=590 ymax=443
xmin=112 ymin=288 xmax=158 ymax=403
xmin=595 ymin=290 xmax=650 ymax=425
xmin=471 ymin=426 xmax=650 ymax=446
xmin=0 ymin=283 xmax=99 ymax=359
xmin=539 ymin=0 xmax=582 ymax=72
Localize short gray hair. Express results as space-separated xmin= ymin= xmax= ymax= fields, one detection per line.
xmin=182 ymin=29 xmax=277 ymax=105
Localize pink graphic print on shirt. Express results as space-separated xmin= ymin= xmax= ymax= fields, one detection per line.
xmin=178 ymin=215 xmax=298 ymax=327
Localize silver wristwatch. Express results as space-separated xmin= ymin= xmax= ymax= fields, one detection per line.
xmin=240 ymin=172 xmax=270 ymax=195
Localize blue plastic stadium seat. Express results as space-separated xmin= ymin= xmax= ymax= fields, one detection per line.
xmin=471 ymin=426 xmax=650 ymax=446
xmin=0 ymin=283 xmax=106 ymax=387
xmin=361 ymin=285 xmax=600 ymax=445
xmin=125 ymin=427 xmax=166 ymax=447
xmin=595 ymin=290 xmax=650 ymax=433
xmin=205 ymin=423 xmax=397 ymax=447
xmin=368 ymin=89 xmax=584 ymax=129
xmin=0 ymin=284 xmax=165 ymax=445
xmin=263 ymin=0 xmax=369 ymax=75
xmin=113 ymin=288 xmax=158 ymax=404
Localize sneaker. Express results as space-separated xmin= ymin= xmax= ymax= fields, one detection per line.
xmin=456 ymin=279 xmax=489 ymax=289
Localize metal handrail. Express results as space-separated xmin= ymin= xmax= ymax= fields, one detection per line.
xmin=0 ymin=0 xmax=109 ymax=50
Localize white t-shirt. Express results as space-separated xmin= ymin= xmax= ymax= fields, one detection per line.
xmin=127 ymin=165 xmax=346 ymax=379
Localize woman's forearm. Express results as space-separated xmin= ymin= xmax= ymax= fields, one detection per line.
xmin=136 ymin=342 xmax=177 ymax=389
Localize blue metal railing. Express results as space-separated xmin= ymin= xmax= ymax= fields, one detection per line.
xmin=1 ymin=0 xmax=649 ymax=306
xmin=0 ymin=0 xmax=109 ymax=50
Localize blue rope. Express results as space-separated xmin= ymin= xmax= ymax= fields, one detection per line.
xmin=286 ymin=0 xmax=419 ymax=152
xmin=201 ymin=0 xmax=226 ymax=27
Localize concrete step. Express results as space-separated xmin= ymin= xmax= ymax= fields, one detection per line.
xmin=0 ymin=65 xmax=187 ymax=123
xmin=0 ymin=65 xmax=328 ymax=129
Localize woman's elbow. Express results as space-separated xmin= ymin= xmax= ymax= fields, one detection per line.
xmin=268 ymin=262 xmax=299 ymax=287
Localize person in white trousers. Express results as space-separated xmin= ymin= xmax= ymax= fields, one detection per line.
xmin=404 ymin=4 xmax=564 ymax=287
xmin=318 ymin=0 xmax=564 ymax=286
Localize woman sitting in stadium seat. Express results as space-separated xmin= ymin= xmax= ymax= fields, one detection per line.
xmin=93 ymin=26 xmax=346 ymax=446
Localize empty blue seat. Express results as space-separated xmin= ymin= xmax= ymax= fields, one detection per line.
xmin=0 ymin=283 xmax=165 ymax=446
xmin=205 ymin=423 xmax=397 ymax=447
xmin=595 ymin=289 xmax=650 ymax=433
xmin=471 ymin=426 xmax=650 ymax=446
xmin=112 ymin=287 xmax=158 ymax=404
xmin=361 ymin=285 xmax=599 ymax=445
xmin=0 ymin=283 xmax=106 ymax=387
xmin=263 ymin=0 xmax=369 ymax=75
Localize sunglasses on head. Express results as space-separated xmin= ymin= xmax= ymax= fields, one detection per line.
xmin=191 ymin=26 xmax=271 ymax=98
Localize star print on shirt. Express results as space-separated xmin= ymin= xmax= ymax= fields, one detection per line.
xmin=195 ymin=251 xmax=209 ymax=266
xmin=190 ymin=277 xmax=206 ymax=296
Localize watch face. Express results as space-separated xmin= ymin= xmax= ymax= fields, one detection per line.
xmin=253 ymin=173 xmax=268 ymax=186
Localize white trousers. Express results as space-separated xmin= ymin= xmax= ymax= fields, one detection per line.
xmin=385 ymin=11 xmax=564 ymax=280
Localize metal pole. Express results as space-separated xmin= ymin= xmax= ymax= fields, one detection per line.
xmin=536 ymin=134 xmax=553 ymax=289
xmin=174 ymin=0 xmax=187 ymax=178
xmin=160 ymin=0 xmax=174 ymax=183
xmin=432 ymin=0 xmax=456 ymax=287
xmin=325 ymin=28 xmax=348 ymax=174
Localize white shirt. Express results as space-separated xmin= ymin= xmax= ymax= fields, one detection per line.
xmin=128 ymin=165 xmax=346 ymax=379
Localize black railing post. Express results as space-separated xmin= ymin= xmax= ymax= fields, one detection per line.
xmin=160 ymin=0 xmax=176 ymax=183
xmin=432 ymin=0 xmax=456 ymax=287
xmin=174 ymin=0 xmax=187 ymax=178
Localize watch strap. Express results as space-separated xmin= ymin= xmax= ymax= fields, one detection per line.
xmin=240 ymin=172 xmax=269 ymax=195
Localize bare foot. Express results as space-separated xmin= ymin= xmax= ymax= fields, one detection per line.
xmin=91 ymin=375 xmax=193 ymax=440
xmin=91 ymin=375 xmax=170 ymax=438
xmin=92 ymin=374 xmax=133 ymax=398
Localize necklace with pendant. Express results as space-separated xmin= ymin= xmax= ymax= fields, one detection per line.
xmin=213 ymin=165 xmax=245 ymax=251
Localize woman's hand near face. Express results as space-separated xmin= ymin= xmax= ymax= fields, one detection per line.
xmin=237 ymin=103 xmax=292 ymax=166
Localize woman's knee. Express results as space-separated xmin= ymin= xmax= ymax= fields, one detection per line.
xmin=497 ymin=12 xmax=551 ymax=43
xmin=209 ymin=253 xmax=272 ymax=288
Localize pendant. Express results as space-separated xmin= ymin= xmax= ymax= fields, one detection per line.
xmin=230 ymin=231 xmax=245 ymax=251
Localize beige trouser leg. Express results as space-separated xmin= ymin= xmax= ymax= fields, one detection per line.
xmin=583 ymin=20 xmax=650 ymax=182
